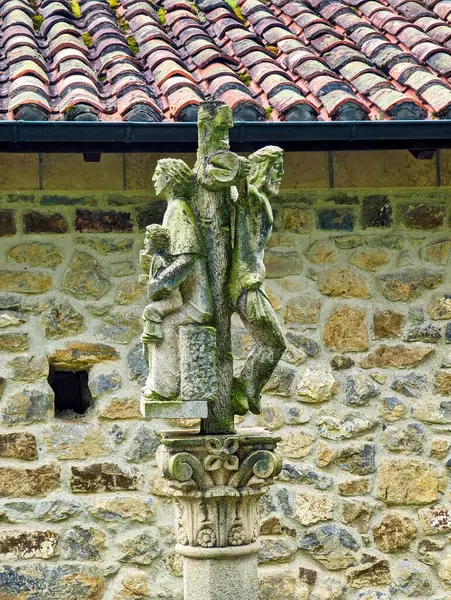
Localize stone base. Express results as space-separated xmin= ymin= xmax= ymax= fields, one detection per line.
xmin=140 ymin=397 xmax=208 ymax=419
xmin=178 ymin=543 xmax=260 ymax=600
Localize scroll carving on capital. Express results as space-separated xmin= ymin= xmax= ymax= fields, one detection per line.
xmin=157 ymin=429 xmax=282 ymax=551
xmin=139 ymin=101 xmax=286 ymax=433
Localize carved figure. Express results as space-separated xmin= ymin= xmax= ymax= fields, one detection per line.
xmin=142 ymin=158 xmax=213 ymax=402
xmin=230 ymin=146 xmax=286 ymax=416
xmin=139 ymin=224 xmax=183 ymax=358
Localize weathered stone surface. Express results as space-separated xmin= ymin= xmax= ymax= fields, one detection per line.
xmin=362 ymin=195 xmax=392 ymax=228
xmin=417 ymin=537 xmax=445 ymax=566
xmin=89 ymin=496 xmax=153 ymax=524
xmin=264 ymin=362 xmax=297 ymax=396
xmin=381 ymin=422 xmax=424 ymax=454
xmin=0 ymin=432 xmax=37 ymax=460
xmin=79 ymin=237 xmax=134 ymax=254
xmin=286 ymin=332 xmax=319 ymax=356
xmin=324 ymin=307 xmax=368 ymax=352
xmin=99 ymin=396 xmax=142 ymax=419
xmin=335 ymin=235 xmax=363 ymax=249
xmin=435 ymin=371 xmax=451 ymax=394
xmin=1 ymin=387 xmax=53 ymax=425
xmin=405 ymin=323 xmax=441 ymax=342
xmin=297 ymin=368 xmax=338 ymax=403
xmin=318 ymin=414 xmax=378 ymax=440
xmin=295 ymin=491 xmax=333 ymax=525
xmin=265 ymin=250 xmax=300 ymax=278
xmin=256 ymin=405 xmax=285 ymax=430
xmin=379 ymin=396 xmax=405 ymax=422
xmin=338 ymin=478 xmax=369 ymax=496
xmin=0 ymin=530 xmax=58 ymax=559
xmin=373 ymin=513 xmax=417 ymax=552
xmin=360 ymin=345 xmax=433 ymax=369
xmin=373 ymin=309 xmax=405 ymax=339
xmin=41 ymin=300 xmax=84 ymax=338
xmin=391 ymin=373 xmax=426 ymax=397
xmin=258 ymin=538 xmax=296 ymax=563
xmin=430 ymin=438 xmax=450 ymax=459
xmin=90 ymin=372 xmax=121 ymax=398
xmin=63 ymin=252 xmax=111 ymax=299
xmin=418 ymin=507 xmax=451 ymax=534
xmin=317 ymin=208 xmax=356 ymax=231
xmin=284 ymin=295 xmax=321 ymax=326
xmin=394 ymin=560 xmax=433 ymax=596
xmin=70 ymin=463 xmax=140 ymax=493
xmin=125 ymin=425 xmax=160 ymax=462
xmin=438 ymin=551 xmax=451 ymax=587
xmin=259 ymin=571 xmax=298 ymax=600
xmin=319 ymin=267 xmax=370 ymax=298
xmin=375 ymin=459 xmax=445 ymax=504
xmin=23 ymin=211 xmax=68 ymax=233
xmin=60 ymin=525 xmax=106 ymax=560
xmin=423 ymin=240 xmax=451 ymax=265
xmin=331 ymin=355 xmax=355 ymax=370
xmin=378 ymin=269 xmax=443 ymax=301
xmin=75 ymin=209 xmax=133 ymax=233
xmin=306 ymin=241 xmax=337 ymax=265
xmin=0 ymin=311 xmax=25 ymax=328
xmin=310 ymin=577 xmax=345 ymax=600
xmin=281 ymin=462 xmax=333 ymax=489
xmin=0 ymin=331 xmax=28 ymax=352
xmin=111 ymin=569 xmax=151 ymax=600
xmin=0 ymin=209 xmax=16 ymax=236
xmin=0 ymin=463 xmax=60 ymax=497
xmin=8 ymin=354 xmax=48 ymax=382
xmin=316 ymin=440 xmax=336 ymax=468
xmin=299 ymin=524 xmax=360 ymax=570
xmin=429 ymin=294 xmax=451 ymax=319
xmin=7 ymin=243 xmax=63 ymax=269
xmin=49 ymin=342 xmax=119 ymax=370
xmin=98 ymin=312 xmax=141 ymax=344
xmin=36 ymin=499 xmax=83 ymax=522
xmin=279 ymin=431 xmax=315 ymax=459
xmin=347 ymin=560 xmax=391 ymax=589
xmin=399 ymin=203 xmax=446 ymax=230
xmin=412 ymin=398 xmax=451 ymax=424
xmin=350 ymin=250 xmax=390 ymax=272
xmin=0 ymin=564 xmax=104 ymax=599
xmin=44 ymin=423 xmax=108 ymax=460
xmin=119 ymin=529 xmax=162 ymax=564
xmin=336 ymin=443 xmax=376 ymax=475
xmin=345 ymin=374 xmax=380 ymax=406
xmin=282 ymin=206 xmax=311 ymax=233
xmin=115 ymin=280 xmax=144 ymax=305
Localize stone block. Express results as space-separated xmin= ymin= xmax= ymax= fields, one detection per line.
xmin=23 ymin=211 xmax=68 ymax=234
xmin=75 ymin=209 xmax=134 ymax=232
xmin=361 ymin=195 xmax=392 ymax=228
xmin=294 ymin=491 xmax=333 ymax=525
xmin=119 ymin=529 xmax=162 ymax=564
xmin=42 ymin=153 xmax=123 ymax=190
xmin=373 ymin=513 xmax=417 ymax=552
xmin=70 ymin=462 xmax=140 ymax=493
xmin=336 ymin=443 xmax=376 ymax=475
xmin=422 ymin=240 xmax=451 ymax=265
xmin=333 ymin=150 xmax=436 ymax=187
xmin=338 ymin=478 xmax=369 ymax=496
xmin=63 ymin=251 xmax=111 ymax=299
xmin=375 ymin=459 xmax=445 ymax=504
xmin=44 ymin=423 xmax=108 ymax=459
xmin=0 ymin=530 xmax=58 ymax=559
xmin=0 ymin=464 xmax=60 ymax=497
xmin=373 ymin=309 xmax=405 ymax=339
xmin=399 ymin=203 xmax=447 ymax=230
xmin=264 ymin=250 xmax=300 ymax=278
xmin=297 ymin=367 xmax=338 ymax=403
xmin=0 ymin=270 xmax=52 ymax=294
xmin=305 ymin=241 xmax=336 ymax=264
xmin=0 ymin=210 xmax=16 ymax=236
xmin=324 ymin=306 xmax=368 ymax=352
xmin=60 ymin=525 xmax=106 ymax=560
xmin=284 ymin=295 xmax=321 ymax=326
xmin=78 ymin=237 xmax=134 ymax=253
xmin=435 ymin=371 xmax=451 ymax=394
xmin=347 ymin=560 xmax=391 ymax=589
xmin=360 ymin=344 xmax=433 ymax=369
xmin=0 ymin=332 xmax=28 ymax=352
xmin=0 ymin=432 xmax=37 ymax=460
xmin=350 ymin=250 xmax=390 ymax=271
xmin=279 ymin=432 xmax=315 ymax=459
xmin=99 ymin=396 xmax=142 ymax=419
xmin=0 ymin=154 xmax=39 ymax=189
xmin=0 ymin=564 xmax=104 ymax=599
xmin=282 ymin=206 xmax=311 ymax=233
xmin=316 ymin=208 xmax=356 ymax=231
xmin=7 ymin=242 xmax=63 ymax=269
xmin=49 ymin=342 xmax=119 ymax=370
xmin=136 ymin=200 xmax=166 ymax=229
xmin=88 ymin=496 xmax=154 ymax=524
xmin=1 ymin=387 xmax=53 ymax=425
xmin=9 ymin=355 xmax=48 ymax=382
xmin=418 ymin=507 xmax=451 ymax=534
xmin=429 ymin=294 xmax=451 ymax=319
xmin=298 ymin=524 xmax=360 ymax=570
xmin=378 ymin=269 xmax=443 ymax=301
xmin=125 ymin=425 xmax=160 ymax=462
xmin=319 ymin=267 xmax=370 ymax=298
xmin=41 ymin=300 xmax=85 ymax=339
xmin=258 ymin=538 xmax=295 ymax=564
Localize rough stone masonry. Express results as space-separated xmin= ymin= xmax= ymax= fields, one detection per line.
xmin=1 ymin=150 xmax=451 ymax=599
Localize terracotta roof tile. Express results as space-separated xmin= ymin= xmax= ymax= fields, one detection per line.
xmin=0 ymin=0 xmax=449 ymax=121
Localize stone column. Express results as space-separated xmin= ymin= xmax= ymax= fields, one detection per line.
xmin=157 ymin=428 xmax=281 ymax=600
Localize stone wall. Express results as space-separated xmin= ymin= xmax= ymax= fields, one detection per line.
xmin=0 ymin=151 xmax=451 ymax=600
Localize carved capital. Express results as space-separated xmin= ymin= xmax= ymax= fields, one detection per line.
xmin=157 ymin=428 xmax=281 ymax=554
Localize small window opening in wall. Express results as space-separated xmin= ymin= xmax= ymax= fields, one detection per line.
xmin=48 ymin=368 xmax=93 ymax=419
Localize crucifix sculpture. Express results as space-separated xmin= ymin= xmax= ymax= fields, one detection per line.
xmin=139 ymin=101 xmax=286 ymax=600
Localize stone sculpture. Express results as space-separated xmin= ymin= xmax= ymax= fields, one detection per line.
xmin=140 ymin=103 xmax=285 ymax=430
xmin=140 ymin=102 xmax=285 ymax=600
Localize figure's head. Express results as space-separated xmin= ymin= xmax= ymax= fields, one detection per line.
xmin=248 ymin=146 xmax=284 ymax=196
xmin=144 ymin=224 xmax=171 ymax=255
xmin=152 ymin=158 xmax=193 ymax=198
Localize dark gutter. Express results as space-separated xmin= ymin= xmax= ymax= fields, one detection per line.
xmin=1 ymin=119 xmax=451 ymax=153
